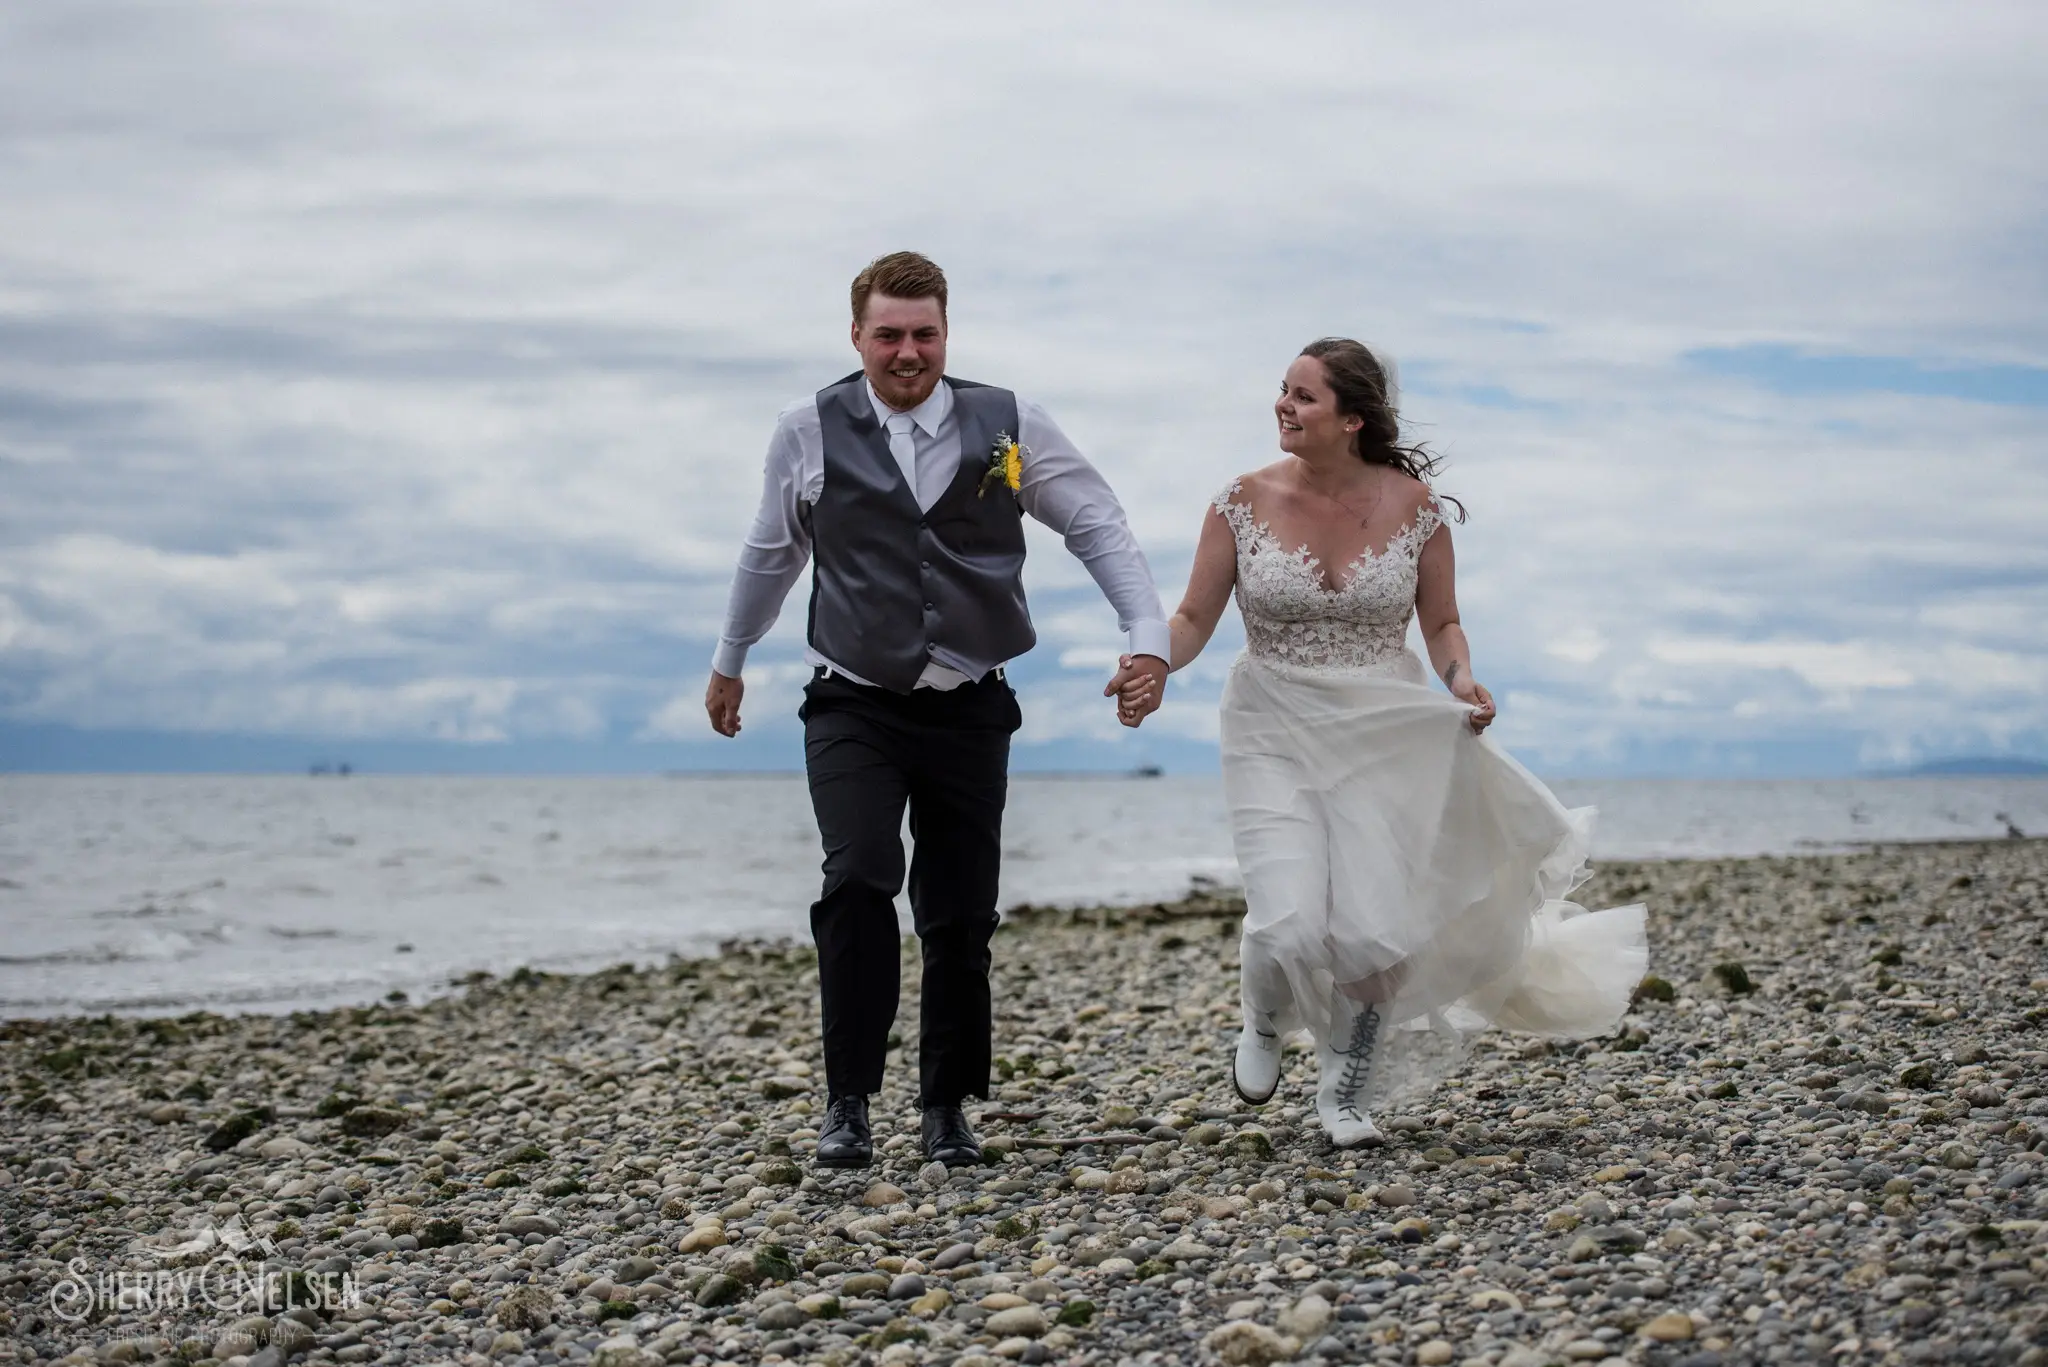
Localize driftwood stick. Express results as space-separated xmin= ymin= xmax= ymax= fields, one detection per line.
xmin=978 ymin=1111 xmax=1046 ymax=1123
xmin=1032 ymin=1132 xmax=1154 ymax=1150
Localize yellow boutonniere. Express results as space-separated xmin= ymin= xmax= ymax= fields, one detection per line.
xmin=979 ymin=432 xmax=1025 ymax=497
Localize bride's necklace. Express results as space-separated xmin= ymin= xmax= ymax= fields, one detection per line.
xmin=1298 ymin=465 xmax=1381 ymax=529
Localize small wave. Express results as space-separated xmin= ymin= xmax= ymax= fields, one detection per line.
xmin=93 ymin=900 xmax=200 ymax=920
xmin=90 ymin=878 xmax=229 ymax=919
xmin=0 ymin=921 xmax=233 ymax=966
xmin=0 ymin=953 xmax=468 ymax=1014
xmin=0 ymin=946 xmax=125 ymax=966
xmin=266 ymin=926 xmax=341 ymax=940
xmin=602 ymin=845 xmax=680 ymax=862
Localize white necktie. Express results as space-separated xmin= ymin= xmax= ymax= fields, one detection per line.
xmin=885 ymin=413 xmax=918 ymax=502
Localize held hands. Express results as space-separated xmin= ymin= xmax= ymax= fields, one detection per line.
xmin=1106 ymin=653 xmax=1169 ymax=728
xmin=704 ymin=670 xmax=744 ymax=737
xmin=1450 ymin=672 xmax=1496 ymax=733
xmin=711 ymin=659 xmax=1171 ymax=734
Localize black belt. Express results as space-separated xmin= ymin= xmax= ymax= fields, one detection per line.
xmin=813 ymin=664 xmax=1005 ymax=685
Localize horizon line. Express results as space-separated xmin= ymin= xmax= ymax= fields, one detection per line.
xmin=5 ymin=765 xmax=2045 ymax=781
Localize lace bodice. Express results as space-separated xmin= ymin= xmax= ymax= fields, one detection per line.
xmin=1214 ymin=477 xmax=1444 ymax=676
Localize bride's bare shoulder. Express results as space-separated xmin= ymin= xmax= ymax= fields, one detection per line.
xmin=1379 ymin=470 xmax=1431 ymax=504
xmin=1377 ymin=471 xmax=1445 ymax=523
xmin=1218 ymin=462 xmax=1290 ymax=505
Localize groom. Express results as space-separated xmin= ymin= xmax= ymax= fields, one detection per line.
xmin=705 ymin=252 xmax=1170 ymax=1167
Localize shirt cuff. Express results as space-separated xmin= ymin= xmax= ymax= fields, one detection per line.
xmin=1126 ymin=620 xmax=1172 ymax=664
xmin=711 ymin=640 xmax=749 ymax=678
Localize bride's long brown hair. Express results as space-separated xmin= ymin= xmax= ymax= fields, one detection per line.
xmin=1300 ymin=337 xmax=1465 ymax=522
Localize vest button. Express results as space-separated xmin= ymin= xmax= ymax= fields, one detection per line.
xmin=924 ymin=602 xmax=935 ymax=612
xmin=920 ymin=561 xmax=931 ymax=571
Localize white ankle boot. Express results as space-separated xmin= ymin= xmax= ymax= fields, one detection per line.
xmin=1317 ymin=995 xmax=1386 ymax=1147
xmin=1233 ymin=1008 xmax=1282 ymax=1104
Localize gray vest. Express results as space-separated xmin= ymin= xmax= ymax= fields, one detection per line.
xmin=805 ymin=373 xmax=1035 ymax=693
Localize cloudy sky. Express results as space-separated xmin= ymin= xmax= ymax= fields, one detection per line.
xmin=2 ymin=1 xmax=2044 ymax=776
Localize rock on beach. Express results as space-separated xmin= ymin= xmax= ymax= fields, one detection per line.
xmin=2 ymin=838 xmax=2046 ymax=1366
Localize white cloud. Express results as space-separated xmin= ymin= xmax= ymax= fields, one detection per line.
xmin=1646 ymin=638 xmax=1917 ymax=691
xmin=1544 ymin=627 xmax=1608 ymax=666
xmin=1 ymin=0 xmax=2044 ymax=771
xmin=1057 ymin=648 xmax=1124 ymax=673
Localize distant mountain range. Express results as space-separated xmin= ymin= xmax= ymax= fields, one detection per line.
xmin=1897 ymin=757 xmax=2048 ymax=776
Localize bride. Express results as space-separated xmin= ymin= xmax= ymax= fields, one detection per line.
xmin=1116 ymin=338 xmax=1649 ymax=1146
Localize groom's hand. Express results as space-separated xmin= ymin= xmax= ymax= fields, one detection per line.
xmin=1105 ymin=653 xmax=1168 ymax=728
xmin=705 ymin=670 xmax=744 ymax=737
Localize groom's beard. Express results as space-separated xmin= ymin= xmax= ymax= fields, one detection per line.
xmin=873 ymin=366 xmax=941 ymax=410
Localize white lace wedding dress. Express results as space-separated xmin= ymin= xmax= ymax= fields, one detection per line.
xmin=1213 ymin=479 xmax=1649 ymax=1142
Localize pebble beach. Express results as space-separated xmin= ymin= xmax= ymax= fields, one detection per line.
xmin=4 ymin=839 xmax=2046 ymax=1367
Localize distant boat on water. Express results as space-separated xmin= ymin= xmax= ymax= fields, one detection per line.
xmin=1131 ymin=764 xmax=1164 ymax=778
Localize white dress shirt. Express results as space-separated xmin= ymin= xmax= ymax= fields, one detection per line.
xmin=714 ymin=378 xmax=1171 ymax=688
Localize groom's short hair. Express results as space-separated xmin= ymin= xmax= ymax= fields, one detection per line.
xmin=852 ymin=252 xmax=948 ymax=325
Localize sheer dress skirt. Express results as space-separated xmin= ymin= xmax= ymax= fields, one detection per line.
xmin=1221 ymin=648 xmax=1650 ymax=1110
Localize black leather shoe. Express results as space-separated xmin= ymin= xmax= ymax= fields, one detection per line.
xmin=921 ymin=1104 xmax=983 ymax=1167
xmin=815 ymin=1094 xmax=873 ymax=1168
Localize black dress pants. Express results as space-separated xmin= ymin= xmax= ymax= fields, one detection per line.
xmin=801 ymin=668 xmax=1021 ymax=1106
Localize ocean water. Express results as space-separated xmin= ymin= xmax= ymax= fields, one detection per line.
xmin=2 ymin=774 xmax=2043 ymax=1017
